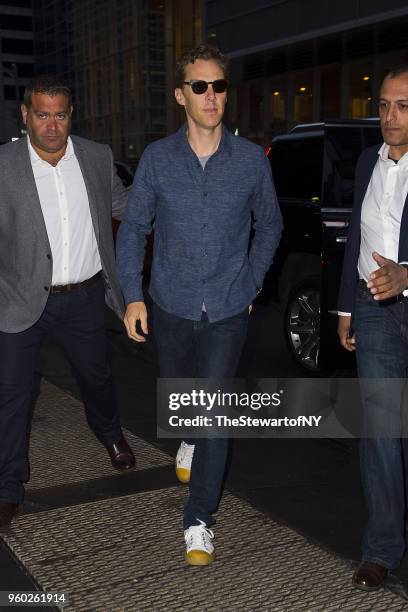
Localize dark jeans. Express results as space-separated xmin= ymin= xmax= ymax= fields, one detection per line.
xmin=353 ymin=283 xmax=408 ymax=569
xmin=0 ymin=278 xmax=121 ymax=504
xmin=153 ymin=302 xmax=248 ymax=529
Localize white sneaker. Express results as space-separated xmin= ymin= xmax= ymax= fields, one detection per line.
xmin=175 ymin=441 xmax=195 ymax=483
xmin=184 ymin=519 xmax=215 ymax=565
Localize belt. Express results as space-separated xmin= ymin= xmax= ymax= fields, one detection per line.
xmin=50 ymin=272 xmax=101 ymax=294
xmin=358 ymin=278 xmax=406 ymax=304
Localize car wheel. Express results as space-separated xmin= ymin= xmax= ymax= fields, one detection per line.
xmin=284 ymin=280 xmax=321 ymax=373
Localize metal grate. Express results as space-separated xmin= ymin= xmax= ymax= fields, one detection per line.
xmin=2 ymin=489 xmax=406 ymax=611
xmin=27 ymin=380 xmax=171 ymax=489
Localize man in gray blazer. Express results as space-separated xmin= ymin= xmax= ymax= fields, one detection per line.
xmin=0 ymin=75 xmax=135 ymax=529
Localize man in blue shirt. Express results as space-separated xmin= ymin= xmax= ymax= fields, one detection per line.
xmin=116 ymin=45 xmax=282 ymax=565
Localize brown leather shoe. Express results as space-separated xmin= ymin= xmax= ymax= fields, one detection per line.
xmin=352 ymin=561 xmax=388 ymax=591
xmin=105 ymin=436 xmax=135 ymax=471
xmin=0 ymin=502 xmax=19 ymax=529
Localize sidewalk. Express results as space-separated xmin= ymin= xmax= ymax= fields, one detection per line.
xmin=1 ymin=381 xmax=406 ymax=611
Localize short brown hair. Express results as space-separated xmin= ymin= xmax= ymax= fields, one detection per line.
xmin=175 ymin=44 xmax=229 ymax=88
xmin=23 ymin=75 xmax=72 ymax=108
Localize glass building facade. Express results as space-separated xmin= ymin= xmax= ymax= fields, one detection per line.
xmin=33 ymin=0 xmax=202 ymax=160
xmin=205 ymin=0 xmax=408 ymax=144
xmin=0 ymin=0 xmax=34 ymax=142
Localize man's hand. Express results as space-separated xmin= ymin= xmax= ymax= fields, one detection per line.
xmin=124 ymin=301 xmax=148 ymax=342
xmin=338 ymin=315 xmax=355 ymax=352
xmin=367 ymin=252 xmax=408 ymax=300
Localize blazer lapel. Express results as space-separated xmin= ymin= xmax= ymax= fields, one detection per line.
xmin=71 ymin=136 xmax=100 ymax=243
xmin=398 ymin=193 xmax=408 ymax=260
xmin=355 ymin=149 xmax=379 ymax=214
xmin=15 ymin=138 xmax=52 ymax=253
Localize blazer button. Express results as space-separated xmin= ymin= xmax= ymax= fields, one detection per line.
xmin=44 ymin=286 xmax=49 ymax=291
xmin=47 ymin=254 xmax=51 ymax=260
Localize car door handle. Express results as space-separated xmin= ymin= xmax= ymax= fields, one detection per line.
xmin=322 ymin=221 xmax=349 ymax=227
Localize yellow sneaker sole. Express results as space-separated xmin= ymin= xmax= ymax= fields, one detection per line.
xmin=185 ymin=550 xmax=215 ymax=566
xmin=176 ymin=466 xmax=190 ymax=483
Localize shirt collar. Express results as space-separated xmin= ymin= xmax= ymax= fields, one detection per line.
xmin=176 ymin=122 xmax=232 ymax=158
xmin=378 ymin=142 xmax=408 ymax=165
xmin=27 ymin=135 xmax=75 ymax=166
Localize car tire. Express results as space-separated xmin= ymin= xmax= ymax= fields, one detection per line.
xmin=284 ymin=278 xmax=322 ymax=374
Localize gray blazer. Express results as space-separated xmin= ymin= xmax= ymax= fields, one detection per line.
xmin=0 ymin=135 xmax=128 ymax=333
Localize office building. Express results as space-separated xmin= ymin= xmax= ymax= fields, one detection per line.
xmin=205 ymin=0 xmax=408 ymax=143
xmin=0 ymin=0 xmax=34 ymax=142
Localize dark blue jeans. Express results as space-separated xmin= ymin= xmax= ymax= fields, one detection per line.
xmin=353 ymin=283 xmax=408 ymax=569
xmin=153 ymin=302 xmax=248 ymax=529
xmin=0 ymin=278 xmax=122 ymax=504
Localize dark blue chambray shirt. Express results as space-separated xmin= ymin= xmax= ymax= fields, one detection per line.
xmin=116 ymin=124 xmax=283 ymax=322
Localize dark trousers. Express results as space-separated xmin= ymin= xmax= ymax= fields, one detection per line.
xmin=353 ymin=283 xmax=408 ymax=569
xmin=153 ymin=302 xmax=248 ymax=529
xmin=0 ymin=278 xmax=121 ymax=503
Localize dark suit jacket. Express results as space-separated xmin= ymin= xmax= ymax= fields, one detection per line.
xmin=0 ymin=135 xmax=128 ymax=333
xmin=338 ymin=143 xmax=408 ymax=316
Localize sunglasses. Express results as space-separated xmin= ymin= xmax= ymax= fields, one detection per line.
xmin=183 ymin=79 xmax=228 ymax=95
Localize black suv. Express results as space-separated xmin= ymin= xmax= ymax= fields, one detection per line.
xmin=265 ymin=120 xmax=382 ymax=373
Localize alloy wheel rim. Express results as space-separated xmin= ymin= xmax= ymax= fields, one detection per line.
xmin=287 ymin=288 xmax=320 ymax=371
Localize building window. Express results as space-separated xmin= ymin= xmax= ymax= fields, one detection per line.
xmin=293 ymin=72 xmax=313 ymax=124
xmin=320 ymin=66 xmax=341 ymax=119
xmin=249 ymin=82 xmax=263 ymax=130
xmin=270 ymin=82 xmax=285 ymax=123
xmin=226 ymin=86 xmax=238 ymax=129
xmin=350 ymin=65 xmax=372 ymax=118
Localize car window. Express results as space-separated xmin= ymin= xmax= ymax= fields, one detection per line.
xmin=323 ymin=125 xmax=381 ymax=207
xmin=269 ymin=135 xmax=323 ymax=201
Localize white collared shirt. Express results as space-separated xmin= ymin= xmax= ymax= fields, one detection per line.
xmin=358 ymin=142 xmax=408 ymax=286
xmin=339 ymin=143 xmax=408 ymax=316
xmin=28 ymin=136 xmax=102 ymax=285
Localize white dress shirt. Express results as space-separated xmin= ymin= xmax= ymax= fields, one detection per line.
xmin=339 ymin=143 xmax=408 ymax=316
xmin=28 ymin=136 xmax=102 ymax=286
xmin=359 ymin=143 xmax=408 ymax=282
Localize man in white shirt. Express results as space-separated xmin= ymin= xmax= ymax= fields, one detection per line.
xmin=338 ymin=66 xmax=408 ymax=590
xmin=0 ymin=75 xmax=135 ymax=529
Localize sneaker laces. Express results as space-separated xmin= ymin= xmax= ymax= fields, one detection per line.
xmin=178 ymin=441 xmax=195 ymax=465
xmin=185 ymin=519 xmax=214 ymax=552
